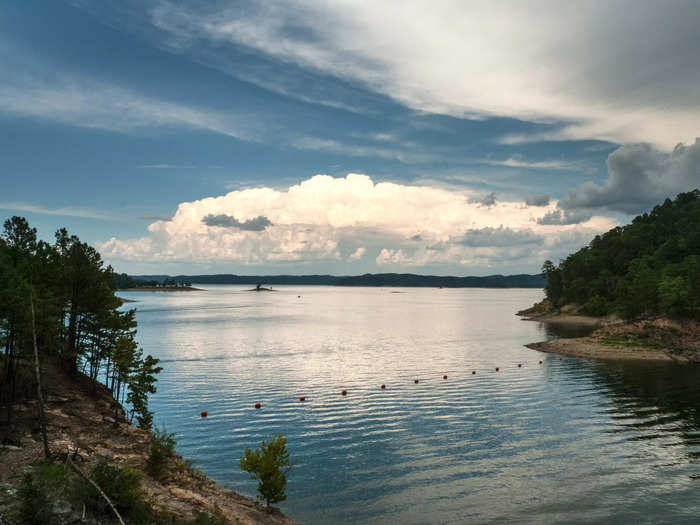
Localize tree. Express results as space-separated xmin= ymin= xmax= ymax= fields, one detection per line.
xmin=240 ymin=434 xmax=291 ymax=508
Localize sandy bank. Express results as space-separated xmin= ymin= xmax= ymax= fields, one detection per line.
xmin=525 ymin=338 xmax=676 ymax=361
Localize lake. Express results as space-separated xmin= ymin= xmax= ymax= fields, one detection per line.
xmin=118 ymin=286 xmax=700 ymax=524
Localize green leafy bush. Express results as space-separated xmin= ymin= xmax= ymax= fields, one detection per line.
xmin=81 ymin=457 xmax=145 ymax=518
xmin=240 ymin=434 xmax=291 ymax=508
xmin=147 ymin=426 xmax=177 ymax=479
xmin=18 ymin=461 xmax=71 ymax=524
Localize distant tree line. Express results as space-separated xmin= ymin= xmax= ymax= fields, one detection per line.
xmin=114 ymin=274 xmax=191 ymax=289
xmin=126 ymin=272 xmax=546 ymax=288
xmin=542 ymin=190 xmax=700 ymax=319
xmin=0 ymin=216 xmax=160 ymax=429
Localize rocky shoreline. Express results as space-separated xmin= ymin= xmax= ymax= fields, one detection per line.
xmin=519 ymin=301 xmax=700 ymax=363
xmin=0 ymin=361 xmax=299 ymax=524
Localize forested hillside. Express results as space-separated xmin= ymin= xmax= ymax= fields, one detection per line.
xmin=543 ymin=191 xmax=700 ymax=319
xmin=0 ymin=216 xmax=160 ymax=431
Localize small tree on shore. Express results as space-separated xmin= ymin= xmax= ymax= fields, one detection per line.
xmin=240 ymin=434 xmax=290 ymax=508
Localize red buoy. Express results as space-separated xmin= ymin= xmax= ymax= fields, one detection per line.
xmin=414 ymin=379 xmax=419 ymax=384
xmin=299 ymin=396 xmax=305 ymax=402
xmin=381 ymin=384 xmax=386 ymax=389
xmin=539 ymin=360 xmax=543 ymax=364
xmin=518 ymin=363 xmax=522 ymax=368
xmin=472 ymin=370 xmax=476 ymax=375
xmin=495 ymin=367 xmax=499 ymax=371
xmin=559 ymin=357 xmax=563 ymax=361
xmin=254 ymin=402 xmax=261 ymax=409
xmin=341 ymin=389 xmax=347 ymax=396
xmin=443 ymin=375 xmax=447 ymax=379
xmin=200 ymin=410 xmax=208 ymax=418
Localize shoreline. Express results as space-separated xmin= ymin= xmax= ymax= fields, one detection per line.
xmin=518 ymin=304 xmax=700 ymax=363
xmin=525 ymin=338 xmax=676 ymax=361
xmin=0 ymin=361 xmax=298 ymax=524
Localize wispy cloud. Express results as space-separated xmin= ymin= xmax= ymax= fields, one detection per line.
xmin=144 ymin=1 xmax=700 ymax=149
xmin=481 ymin=157 xmax=584 ymax=171
xmin=0 ymin=202 xmax=120 ymax=221
xmin=137 ymin=164 xmax=195 ymax=169
xmin=292 ymin=136 xmax=437 ymax=164
xmin=0 ymin=46 xmax=255 ymax=140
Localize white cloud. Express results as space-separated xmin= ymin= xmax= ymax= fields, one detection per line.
xmin=148 ymin=0 xmax=700 ymax=149
xmin=348 ymin=247 xmax=366 ymax=260
xmin=0 ymin=46 xmax=253 ymax=139
xmin=482 ymin=158 xmax=584 ymax=171
xmin=0 ymin=78 xmax=250 ymax=139
xmin=98 ymin=173 xmax=617 ymax=270
xmin=0 ymin=202 xmax=119 ymax=221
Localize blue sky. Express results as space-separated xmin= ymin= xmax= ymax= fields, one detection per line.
xmin=1 ymin=1 xmax=698 ymax=275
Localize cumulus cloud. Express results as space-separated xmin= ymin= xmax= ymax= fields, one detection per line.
xmin=559 ymin=140 xmax=700 ymax=214
xmin=97 ymin=173 xmax=617 ymax=271
xmin=202 ymin=214 xmax=272 ymax=231
xmin=525 ymin=194 xmax=551 ymax=207
xmin=145 ymin=1 xmax=700 ymax=148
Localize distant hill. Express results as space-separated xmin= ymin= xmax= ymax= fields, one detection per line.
xmin=126 ymin=272 xmax=546 ymax=288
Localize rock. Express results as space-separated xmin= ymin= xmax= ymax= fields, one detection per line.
xmin=53 ymin=499 xmax=73 ymax=515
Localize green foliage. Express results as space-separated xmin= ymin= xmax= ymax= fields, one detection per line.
xmin=240 ymin=434 xmax=291 ymax=508
xmin=127 ymin=351 xmax=162 ymax=430
xmin=86 ymin=458 xmax=142 ymax=512
xmin=0 ymin=215 xmax=160 ymax=427
xmin=543 ymin=191 xmax=700 ymax=320
xmin=581 ymin=295 xmax=609 ymax=317
xmin=18 ymin=461 xmax=71 ymax=524
xmin=147 ymin=425 xmax=177 ymax=479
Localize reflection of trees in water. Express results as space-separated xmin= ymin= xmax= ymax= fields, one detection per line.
xmin=535 ymin=321 xmax=598 ymax=339
xmin=589 ymin=360 xmax=700 ymax=457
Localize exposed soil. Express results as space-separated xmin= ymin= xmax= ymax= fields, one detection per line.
xmin=524 ymin=316 xmax=700 ymax=363
xmin=0 ymin=361 xmax=299 ymax=524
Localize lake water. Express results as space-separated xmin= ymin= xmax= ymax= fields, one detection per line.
xmin=118 ymin=286 xmax=700 ymax=524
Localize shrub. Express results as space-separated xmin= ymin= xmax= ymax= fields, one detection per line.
xmin=18 ymin=461 xmax=71 ymax=524
xmin=240 ymin=434 xmax=291 ymax=508
xmin=81 ymin=457 xmax=145 ymax=518
xmin=147 ymin=426 xmax=177 ymax=479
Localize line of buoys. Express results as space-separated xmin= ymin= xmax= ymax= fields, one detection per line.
xmin=218 ymin=357 xmax=571 ymax=415
xmin=201 ymin=410 xmax=208 ymax=418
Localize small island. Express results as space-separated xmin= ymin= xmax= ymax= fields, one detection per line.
xmin=521 ymin=191 xmax=700 ymax=363
xmin=115 ymin=274 xmax=204 ymax=292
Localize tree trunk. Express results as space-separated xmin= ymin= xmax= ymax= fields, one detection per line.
xmin=30 ymin=291 xmax=50 ymax=459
